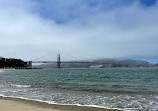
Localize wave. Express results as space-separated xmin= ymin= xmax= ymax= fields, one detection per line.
xmin=25 ymin=84 xmax=158 ymax=94
xmin=0 ymin=70 xmax=5 ymax=73
xmin=9 ymin=84 xmax=31 ymax=88
xmin=49 ymin=86 xmax=157 ymax=94
xmin=0 ymin=94 xmax=124 ymax=111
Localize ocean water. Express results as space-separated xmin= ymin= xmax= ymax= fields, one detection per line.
xmin=0 ymin=68 xmax=158 ymax=111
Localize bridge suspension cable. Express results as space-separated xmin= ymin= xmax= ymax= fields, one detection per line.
xmin=32 ymin=53 xmax=50 ymax=61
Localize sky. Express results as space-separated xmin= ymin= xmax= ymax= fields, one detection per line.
xmin=0 ymin=0 xmax=158 ymax=63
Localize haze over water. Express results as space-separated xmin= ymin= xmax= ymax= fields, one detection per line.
xmin=0 ymin=68 xmax=158 ymax=111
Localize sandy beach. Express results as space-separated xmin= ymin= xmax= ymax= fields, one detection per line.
xmin=0 ymin=98 xmax=60 ymax=111
xmin=0 ymin=97 xmax=121 ymax=111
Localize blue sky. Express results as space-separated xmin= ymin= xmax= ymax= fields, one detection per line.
xmin=0 ymin=0 xmax=158 ymax=63
xmin=28 ymin=0 xmax=157 ymax=24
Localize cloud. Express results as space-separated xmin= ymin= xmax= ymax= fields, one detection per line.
xmin=30 ymin=0 xmax=136 ymax=23
xmin=0 ymin=0 xmax=158 ymax=61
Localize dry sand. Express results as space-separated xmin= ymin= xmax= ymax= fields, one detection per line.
xmin=0 ymin=97 xmax=122 ymax=111
xmin=0 ymin=99 xmax=60 ymax=111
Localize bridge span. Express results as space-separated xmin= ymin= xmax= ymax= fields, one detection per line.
xmin=26 ymin=54 xmax=114 ymax=68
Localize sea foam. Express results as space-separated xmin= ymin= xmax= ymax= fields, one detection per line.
xmin=0 ymin=95 xmax=124 ymax=111
xmin=10 ymin=84 xmax=31 ymax=88
xmin=0 ymin=70 xmax=4 ymax=73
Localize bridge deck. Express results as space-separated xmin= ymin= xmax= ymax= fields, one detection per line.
xmin=31 ymin=61 xmax=112 ymax=64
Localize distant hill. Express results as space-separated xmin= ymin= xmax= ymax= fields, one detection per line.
xmin=114 ymin=59 xmax=154 ymax=67
xmin=35 ymin=59 xmax=156 ymax=68
xmin=0 ymin=57 xmax=28 ymax=68
xmin=154 ymin=63 xmax=158 ymax=67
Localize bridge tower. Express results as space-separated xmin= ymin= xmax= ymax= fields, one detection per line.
xmin=111 ymin=60 xmax=115 ymax=68
xmin=28 ymin=61 xmax=32 ymax=67
xmin=57 ymin=54 xmax=61 ymax=68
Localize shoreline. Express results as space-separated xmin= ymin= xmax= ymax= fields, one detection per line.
xmin=0 ymin=69 xmax=123 ymax=111
xmin=0 ymin=96 xmax=123 ymax=111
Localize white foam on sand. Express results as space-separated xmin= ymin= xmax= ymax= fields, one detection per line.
xmin=0 ymin=94 xmax=4 ymax=97
xmin=0 ymin=95 xmax=125 ymax=111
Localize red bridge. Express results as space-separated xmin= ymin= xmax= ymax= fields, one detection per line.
xmin=27 ymin=54 xmax=114 ymax=68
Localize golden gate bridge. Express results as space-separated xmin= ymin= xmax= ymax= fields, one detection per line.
xmin=26 ymin=54 xmax=114 ymax=68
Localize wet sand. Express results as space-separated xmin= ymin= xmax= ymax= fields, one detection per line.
xmin=0 ymin=97 xmax=122 ymax=111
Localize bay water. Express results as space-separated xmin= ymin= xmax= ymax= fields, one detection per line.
xmin=0 ymin=68 xmax=158 ymax=111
